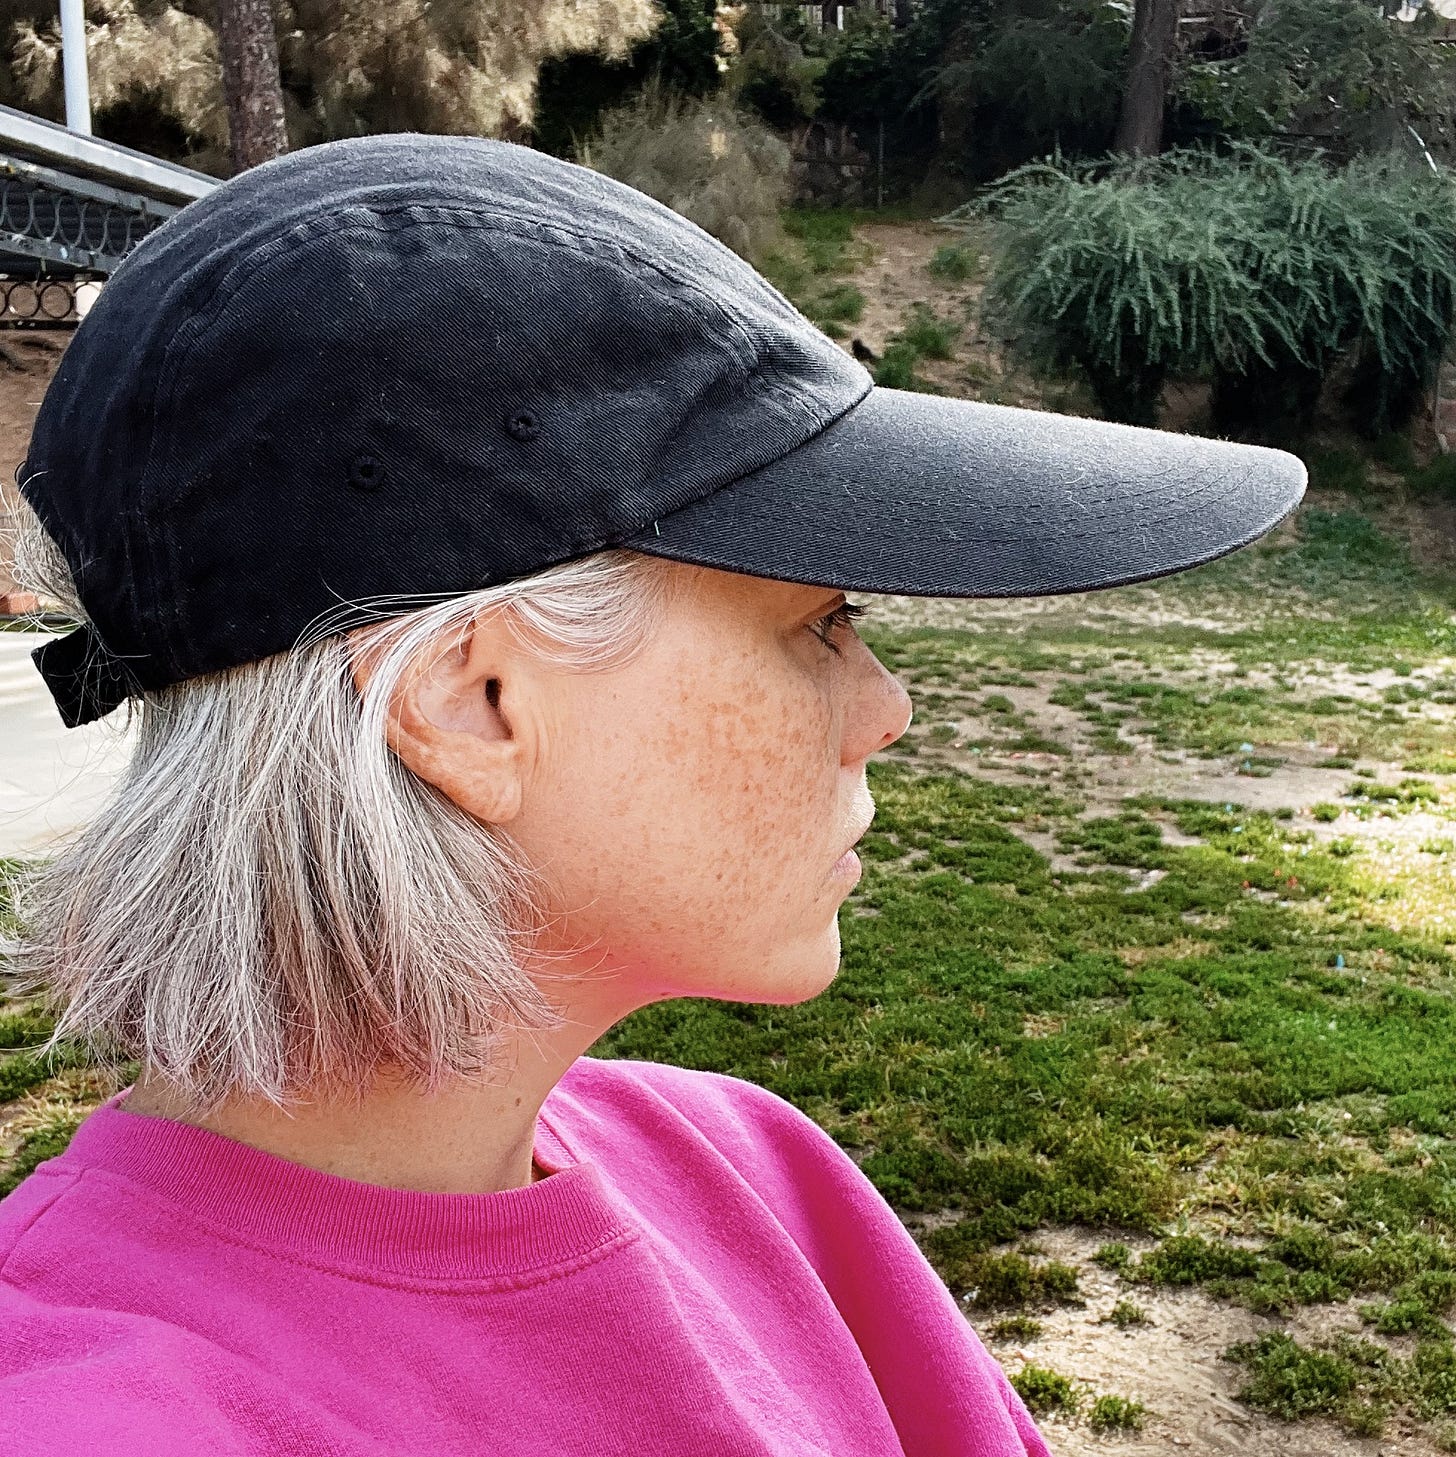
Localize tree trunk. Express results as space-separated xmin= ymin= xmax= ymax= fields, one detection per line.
xmin=216 ymin=0 xmax=289 ymax=176
xmin=893 ymin=0 xmax=915 ymax=28
xmin=1115 ymin=0 xmax=1181 ymax=157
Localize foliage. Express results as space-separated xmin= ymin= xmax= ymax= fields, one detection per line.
xmin=815 ymin=8 xmax=930 ymax=131
xmin=927 ymin=242 xmax=981 ymax=282
xmin=575 ymin=76 xmax=792 ymax=263
xmin=1178 ymin=0 xmax=1456 ymax=161
xmin=808 ymin=0 xmax=1131 ymax=189
xmin=864 ymin=299 xmax=963 ymax=393
xmin=811 ymin=0 xmax=968 ymax=196
xmin=962 ymin=145 xmax=1456 ymax=432
xmin=533 ymin=0 xmax=728 ymax=159
xmin=0 ymin=1115 xmax=85 ymax=1199
xmin=919 ymin=1238 xmax=1081 ymax=1309
xmin=1222 ymin=1328 xmax=1456 ymax=1434
xmin=871 ymin=338 xmax=928 ymax=391
xmin=727 ymin=3 xmax=829 ymax=131
xmin=1105 ymin=1298 xmax=1150 ymax=1328
xmin=924 ymin=0 xmax=1129 ymax=169
xmin=1011 ymin=1365 xmax=1080 ymax=1415
xmin=6 ymin=0 xmax=667 ymax=175
xmin=1226 ymin=1332 xmax=1360 ymax=1418
xmin=897 ymin=300 xmax=960 ymax=360
xmin=756 ymin=206 xmax=874 ymax=333
xmin=1089 ymin=1394 xmax=1147 ymax=1431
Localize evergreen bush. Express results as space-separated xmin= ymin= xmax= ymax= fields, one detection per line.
xmin=954 ymin=146 xmax=1456 ymax=435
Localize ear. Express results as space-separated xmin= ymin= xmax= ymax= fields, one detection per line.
xmin=347 ymin=614 xmax=526 ymax=825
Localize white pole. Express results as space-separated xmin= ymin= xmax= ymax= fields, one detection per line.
xmin=59 ymin=0 xmax=92 ymax=135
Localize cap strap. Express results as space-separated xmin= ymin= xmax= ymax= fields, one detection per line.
xmin=31 ymin=624 xmax=136 ymax=728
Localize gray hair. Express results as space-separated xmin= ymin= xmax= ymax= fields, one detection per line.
xmin=1 ymin=495 xmax=682 ymax=1119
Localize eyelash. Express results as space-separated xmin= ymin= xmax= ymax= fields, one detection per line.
xmin=809 ymin=601 xmax=868 ymax=656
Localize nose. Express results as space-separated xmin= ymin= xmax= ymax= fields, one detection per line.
xmin=844 ymin=640 xmax=913 ymax=764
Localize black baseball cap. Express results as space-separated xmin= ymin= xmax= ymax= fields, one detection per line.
xmin=18 ymin=133 xmax=1306 ymax=729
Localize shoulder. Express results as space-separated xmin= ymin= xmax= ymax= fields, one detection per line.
xmin=557 ymin=1055 xmax=834 ymax=1160
xmin=550 ymin=1056 xmax=869 ymax=1235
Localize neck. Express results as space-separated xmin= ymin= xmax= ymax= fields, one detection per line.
xmin=119 ymin=1025 xmax=603 ymax=1196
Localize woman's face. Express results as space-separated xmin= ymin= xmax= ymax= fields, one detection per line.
xmin=368 ymin=560 xmax=914 ymax=1019
xmin=513 ymin=563 xmax=913 ymax=1013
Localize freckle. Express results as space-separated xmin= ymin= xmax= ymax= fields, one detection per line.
xmin=514 ymin=1096 xmax=522 ymax=1106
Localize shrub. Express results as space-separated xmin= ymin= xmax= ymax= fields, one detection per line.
xmin=898 ymin=301 xmax=960 ymax=360
xmin=532 ymin=0 xmax=727 ymax=160
xmin=0 ymin=1115 xmax=83 ymax=1198
xmin=928 ymin=243 xmax=980 ymax=282
xmin=1089 ymin=1394 xmax=1147 ymax=1431
xmin=1177 ymin=0 xmax=1454 ymax=161
xmin=817 ymin=283 xmax=866 ymax=325
xmin=866 ymin=301 xmax=962 ymax=393
xmin=1407 ymin=452 xmax=1456 ymax=500
xmin=728 ymin=3 xmax=826 ymax=131
xmin=1105 ymin=1298 xmax=1150 ymax=1329
xmin=872 ymin=339 xmax=928 ymax=391
xmin=922 ymin=1226 xmax=1082 ymax=1310
xmin=960 ymin=146 xmax=1456 ymax=434
xmin=1010 ymin=1364 xmax=1079 ymax=1415
xmin=576 ymin=76 xmax=792 ymax=264
xmin=1226 ymin=1331 xmax=1358 ymax=1418
xmin=1135 ymin=1235 xmax=1262 ymax=1286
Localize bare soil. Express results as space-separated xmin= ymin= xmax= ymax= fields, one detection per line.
xmin=971 ymin=1231 xmax=1450 ymax=1457
xmin=0 ymin=331 xmax=69 ymax=592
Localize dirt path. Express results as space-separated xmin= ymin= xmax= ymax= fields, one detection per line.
xmin=845 ymin=220 xmax=1055 ymax=408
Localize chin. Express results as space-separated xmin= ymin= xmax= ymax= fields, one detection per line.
xmin=754 ymin=934 xmax=843 ymax=1006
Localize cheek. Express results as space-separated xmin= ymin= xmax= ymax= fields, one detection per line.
xmin=685 ymin=672 xmax=837 ymax=872
xmin=530 ymin=646 xmax=840 ymax=968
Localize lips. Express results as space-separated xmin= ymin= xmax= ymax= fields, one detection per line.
xmin=836 ymin=814 xmax=875 ymax=866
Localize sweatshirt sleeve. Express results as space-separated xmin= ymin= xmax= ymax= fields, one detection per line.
xmin=622 ymin=1061 xmax=1053 ymax=1457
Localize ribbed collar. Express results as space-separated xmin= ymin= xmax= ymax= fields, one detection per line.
xmin=50 ymin=1080 xmax=637 ymax=1285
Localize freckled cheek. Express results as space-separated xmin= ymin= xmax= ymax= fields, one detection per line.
xmin=685 ymin=679 xmax=838 ymax=874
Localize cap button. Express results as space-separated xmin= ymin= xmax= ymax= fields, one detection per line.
xmin=505 ymin=410 xmax=541 ymax=443
xmin=348 ymin=452 xmax=387 ymax=492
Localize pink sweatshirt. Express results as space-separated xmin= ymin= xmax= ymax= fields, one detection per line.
xmin=0 ymin=1055 xmax=1051 ymax=1456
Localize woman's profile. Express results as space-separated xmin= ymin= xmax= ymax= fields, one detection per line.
xmin=0 ymin=134 xmax=1305 ymax=1455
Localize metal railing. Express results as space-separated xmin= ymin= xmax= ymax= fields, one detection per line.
xmin=0 ymin=103 xmax=218 ymax=326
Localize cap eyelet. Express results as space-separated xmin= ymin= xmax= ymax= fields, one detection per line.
xmin=505 ymin=410 xmax=541 ymax=442
xmin=348 ymin=453 xmax=387 ymax=492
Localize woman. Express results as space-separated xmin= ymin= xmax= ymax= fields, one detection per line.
xmin=0 ymin=134 xmax=1304 ymax=1455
